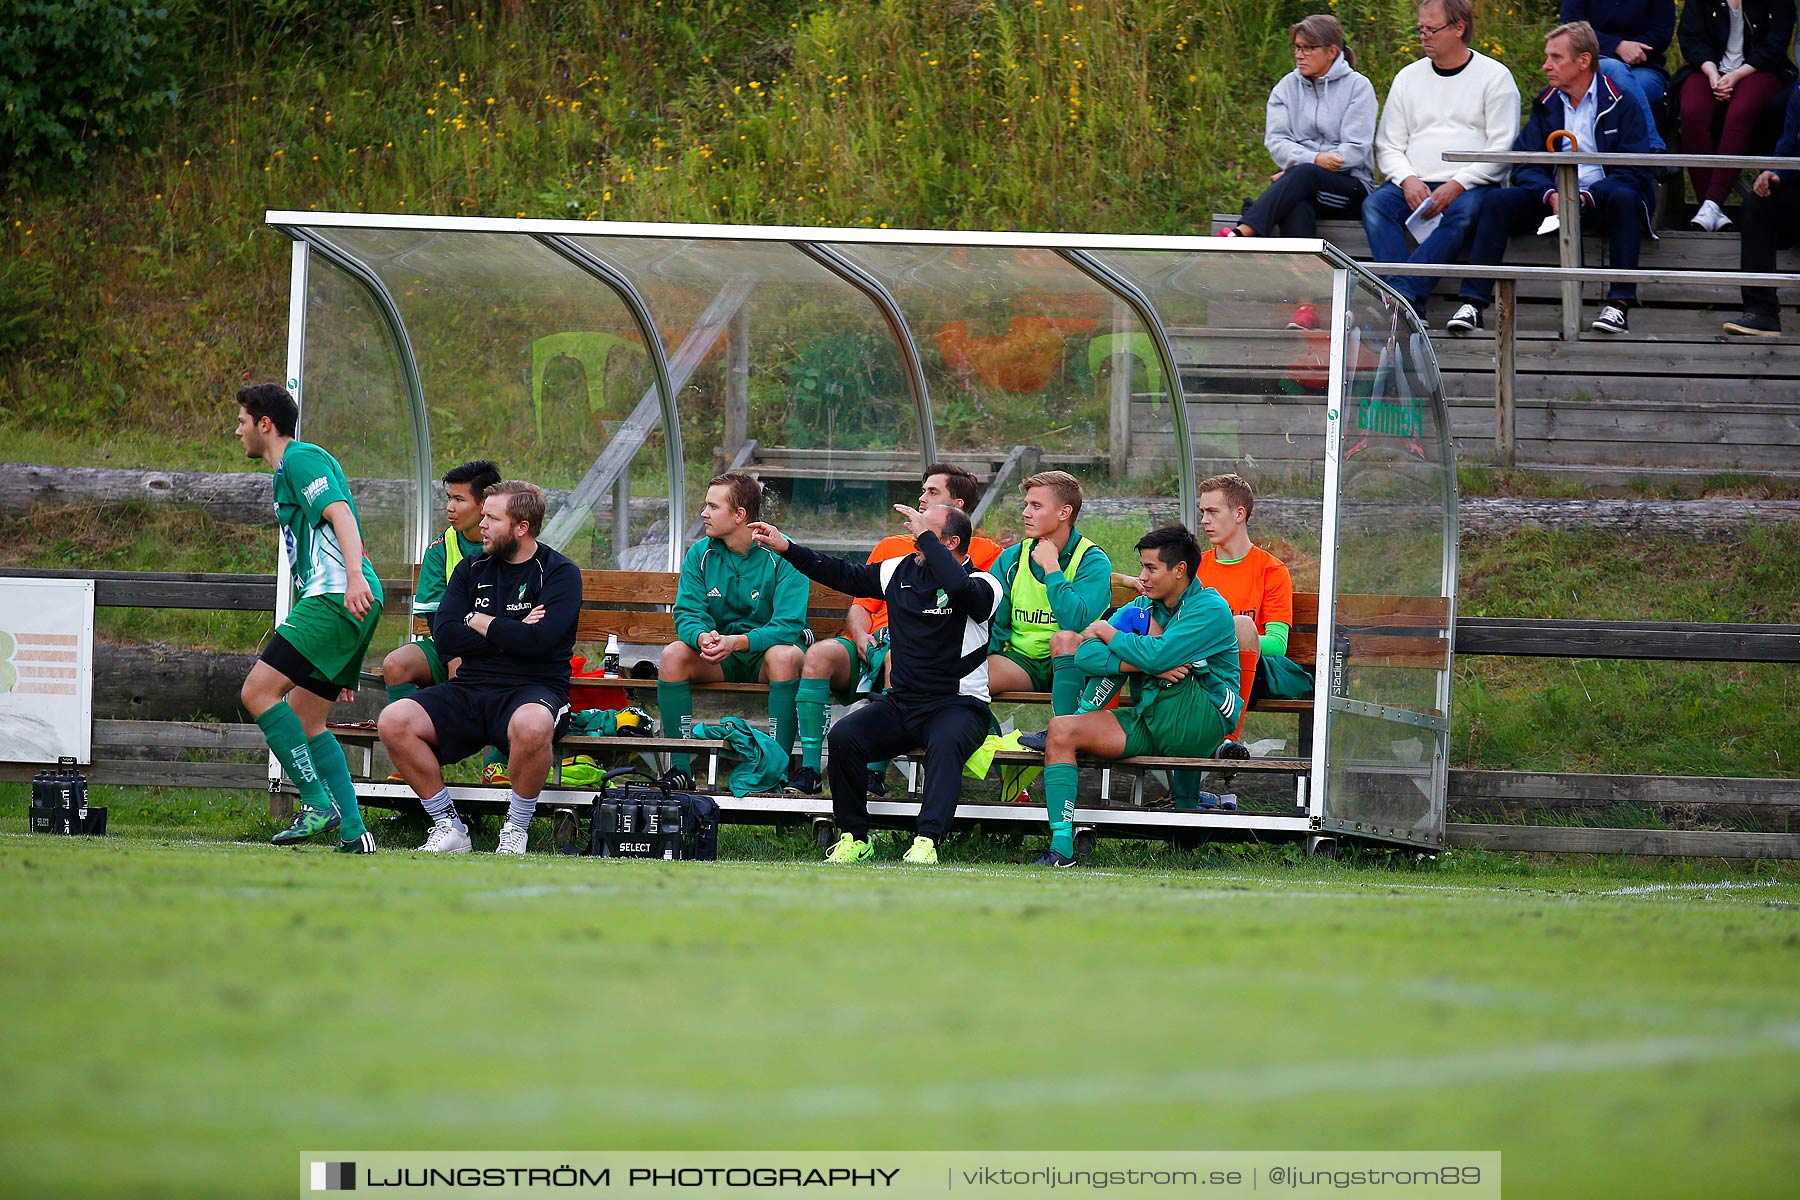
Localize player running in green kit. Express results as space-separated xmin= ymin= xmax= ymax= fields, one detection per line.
xmin=655 ymin=471 xmax=809 ymax=787
xmin=234 ymin=383 xmax=385 ymax=853
xmin=1034 ymin=525 xmax=1242 ymax=867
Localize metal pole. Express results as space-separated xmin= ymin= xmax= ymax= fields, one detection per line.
xmin=1056 ymin=249 xmax=1197 ymax=532
xmin=1309 ymin=266 xmax=1353 ymax=824
xmin=289 ymin=229 xmax=436 ymax=567
xmin=1556 ymin=162 xmax=1582 ymax=341
xmin=1495 ymin=277 xmax=1517 ymax=468
xmin=536 ymin=236 xmax=686 ymax=571
xmin=790 ymin=242 xmax=937 ymax=469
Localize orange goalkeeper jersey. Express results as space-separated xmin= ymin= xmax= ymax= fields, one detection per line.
xmin=853 ymin=533 xmax=1005 ymax=633
xmin=1197 ymin=544 xmax=1293 ymax=633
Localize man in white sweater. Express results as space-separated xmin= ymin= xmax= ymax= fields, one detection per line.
xmin=1362 ymin=0 xmax=1521 ymax=317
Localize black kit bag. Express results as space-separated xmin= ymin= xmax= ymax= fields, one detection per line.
xmin=588 ymin=767 xmax=719 ymax=861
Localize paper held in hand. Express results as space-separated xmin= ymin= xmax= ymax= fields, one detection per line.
xmin=1404 ymin=196 xmax=1442 ymax=243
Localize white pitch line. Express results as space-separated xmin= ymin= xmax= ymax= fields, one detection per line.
xmin=323 ymin=1024 xmax=1800 ymax=1128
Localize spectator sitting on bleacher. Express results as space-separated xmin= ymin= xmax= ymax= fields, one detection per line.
xmin=1560 ymin=0 xmax=1674 ymax=151
xmin=1723 ymin=83 xmax=1800 ymax=334
xmin=1447 ymin=22 xmax=1657 ymax=337
xmin=1032 ymin=526 xmax=1242 ymax=868
xmin=783 ymin=462 xmax=1003 ymax=799
xmin=656 ymin=470 xmax=809 ymax=790
xmin=1676 ymin=0 xmax=1797 ymax=232
xmin=380 ymin=458 xmax=509 ymax=783
xmin=986 ymin=470 xmax=1114 ymax=721
xmin=1218 ymin=14 xmax=1377 ymax=331
xmin=378 ymin=481 xmax=581 ymax=856
xmin=751 ymin=504 xmax=1003 ymax=866
xmin=1362 ymin=0 xmax=1521 ymax=322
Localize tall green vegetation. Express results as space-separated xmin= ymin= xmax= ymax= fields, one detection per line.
xmin=2 ymin=0 xmax=1559 ymax=465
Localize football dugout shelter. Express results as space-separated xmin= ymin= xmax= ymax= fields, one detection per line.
xmin=262 ymin=212 xmax=1459 ymax=852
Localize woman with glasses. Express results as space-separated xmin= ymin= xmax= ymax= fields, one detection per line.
xmin=1216 ymin=15 xmax=1376 ymax=329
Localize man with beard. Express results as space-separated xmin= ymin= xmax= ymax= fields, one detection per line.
xmin=377 ymin=481 xmax=582 ymax=855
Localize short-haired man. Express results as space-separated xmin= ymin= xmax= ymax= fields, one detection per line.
xmin=1724 ymin=85 xmax=1800 ymax=336
xmin=785 ymin=463 xmax=1003 ymax=797
xmin=382 ymin=459 xmax=501 ymax=702
xmin=381 ymin=459 xmax=506 ymax=783
xmin=378 ymin=482 xmax=582 ymax=854
xmin=987 ymin=470 xmax=1113 ymax=715
xmin=657 ymin=470 xmax=809 ymax=787
xmin=1362 ymin=0 xmax=1520 ymax=320
xmin=1035 ymin=526 xmax=1242 ymax=867
xmin=1447 ymin=22 xmax=1657 ymax=338
xmin=234 ymin=383 xmax=385 ymax=853
xmin=1197 ymin=475 xmax=1313 ymax=730
xmin=751 ymin=504 xmax=1002 ymax=865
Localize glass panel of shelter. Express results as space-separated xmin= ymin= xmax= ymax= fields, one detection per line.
xmin=1322 ymin=277 xmax=1453 ymax=847
xmin=570 ymin=235 xmax=926 ymax=557
xmin=306 ymin=228 xmax=669 ymax=574
xmin=825 ymin=242 xmax=1141 ymax=565
xmin=1094 ymin=245 xmax=1340 ymax=771
xmin=298 ymin=255 xmax=421 ymax=668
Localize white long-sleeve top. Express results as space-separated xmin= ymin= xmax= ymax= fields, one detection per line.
xmin=1374 ymin=50 xmax=1521 ymax=189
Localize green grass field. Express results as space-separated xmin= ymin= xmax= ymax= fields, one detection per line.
xmin=4 ymin=789 xmax=1798 ymax=1199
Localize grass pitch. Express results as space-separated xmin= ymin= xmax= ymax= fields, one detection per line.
xmin=3 ymin=794 xmax=1798 ymax=1200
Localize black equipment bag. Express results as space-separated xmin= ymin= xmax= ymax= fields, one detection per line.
xmin=588 ymin=767 xmax=719 ymax=861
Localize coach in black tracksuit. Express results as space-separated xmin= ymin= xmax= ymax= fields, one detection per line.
xmin=750 ymin=503 xmax=1002 ymax=846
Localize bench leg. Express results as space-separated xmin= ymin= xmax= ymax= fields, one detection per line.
xmin=268 ymin=779 xmax=295 ymax=822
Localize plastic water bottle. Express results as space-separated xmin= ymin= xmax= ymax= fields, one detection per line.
xmin=601 ymin=634 xmax=622 ymax=677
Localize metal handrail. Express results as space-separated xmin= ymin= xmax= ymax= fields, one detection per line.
xmin=1357 ymin=259 xmax=1800 ymax=468
xmin=1366 ymin=263 xmax=1800 ymax=286
xmin=1438 ymin=148 xmax=1800 ymax=340
xmin=1444 ymin=150 xmax=1800 ymax=169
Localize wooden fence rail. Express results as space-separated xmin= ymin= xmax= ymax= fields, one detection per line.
xmin=3 ymin=569 xmax=1794 ymax=857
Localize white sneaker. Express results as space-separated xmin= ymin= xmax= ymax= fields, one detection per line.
xmin=418 ymin=819 xmax=472 ymax=853
xmin=495 ymin=822 xmax=530 ymax=855
xmin=1691 ymin=199 xmax=1730 ymax=232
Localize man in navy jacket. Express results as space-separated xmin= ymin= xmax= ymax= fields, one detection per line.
xmin=1447 ymin=21 xmax=1657 ymax=337
xmin=1724 ymin=86 xmax=1800 ymax=336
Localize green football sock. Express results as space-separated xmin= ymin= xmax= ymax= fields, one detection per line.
xmin=1171 ymin=769 xmax=1202 ymax=809
xmin=768 ymin=677 xmax=801 ymax=759
xmin=384 ymin=681 xmax=418 ymax=704
xmin=1043 ymin=762 xmax=1078 ymax=858
xmin=254 ymin=701 xmax=329 ymax=810
xmin=307 ymin=731 xmax=366 ymax=839
xmin=1051 ymin=653 xmax=1082 ymax=716
xmin=656 ymin=679 xmax=693 ymax=772
xmin=796 ymin=676 xmax=832 ymax=771
xmin=1077 ymin=672 xmax=1125 ymax=713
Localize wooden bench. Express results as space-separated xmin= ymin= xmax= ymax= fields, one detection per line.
xmin=357 ymin=568 xmax=1448 ymax=817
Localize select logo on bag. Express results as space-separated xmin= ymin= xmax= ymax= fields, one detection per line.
xmin=310 ymin=1162 xmax=356 ymax=1191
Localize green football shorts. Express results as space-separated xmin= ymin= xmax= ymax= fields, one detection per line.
xmin=276 ymin=593 xmax=384 ymax=689
xmin=996 ymin=646 xmax=1054 ymax=693
xmin=1113 ymin=689 xmax=1226 ymax=760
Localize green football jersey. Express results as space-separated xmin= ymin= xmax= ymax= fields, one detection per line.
xmin=273 ymin=441 xmax=382 ymax=601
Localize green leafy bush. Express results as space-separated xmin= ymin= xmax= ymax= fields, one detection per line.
xmin=0 ymin=1 xmax=183 ymax=179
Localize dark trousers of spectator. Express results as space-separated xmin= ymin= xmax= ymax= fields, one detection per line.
xmin=1739 ymin=185 xmax=1800 ymax=317
xmin=1362 ymin=181 xmax=1489 ymax=311
xmin=1240 ymin=163 xmax=1368 ymax=238
xmin=826 ymin=692 xmax=989 ymax=842
xmin=1680 ymin=71 xmax=1787 ymax=204
xmin=1456 ymin=180 xmax=1648 ymax=307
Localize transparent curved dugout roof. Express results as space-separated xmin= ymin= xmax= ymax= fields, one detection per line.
xmin=268 ymin=213 xmax=1459 ymax=848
